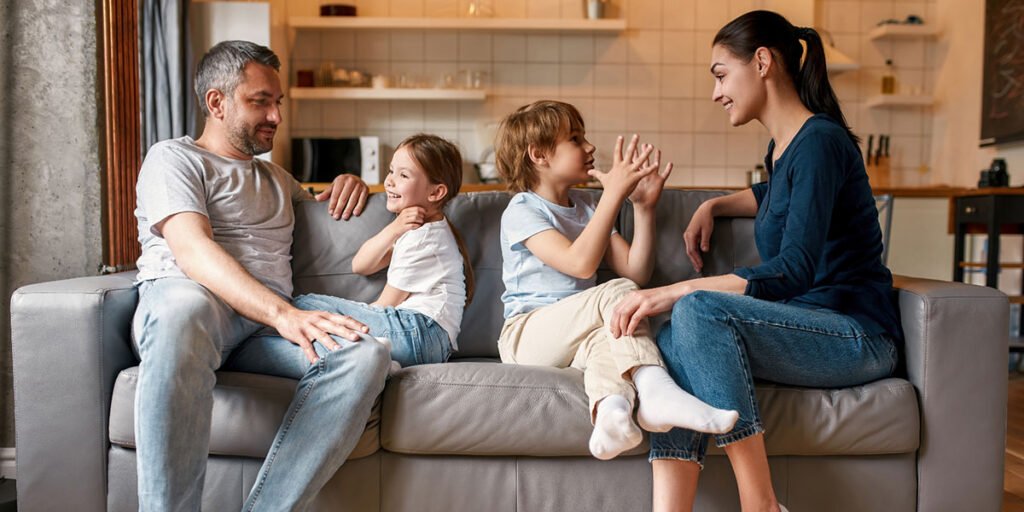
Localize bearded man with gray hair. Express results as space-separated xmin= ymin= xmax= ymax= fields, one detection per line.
xmin=132 ymin=40 xmax=389 ymax=511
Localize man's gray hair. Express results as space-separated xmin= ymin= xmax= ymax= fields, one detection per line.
xmin=194 ymin=40 xmax=280 ymax=117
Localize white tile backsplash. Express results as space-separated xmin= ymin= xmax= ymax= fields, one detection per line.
xmin=560 ymin=34 xmax=595 ymax=63
xmin=526 ymin=35 xmax=561 ymax=63
xmin=285 ymin=0 xmax=938 ymax=186
xmin=493 ymin=34 xmax=527 ymax=62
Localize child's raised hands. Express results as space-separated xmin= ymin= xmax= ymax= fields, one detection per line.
xmin=628 ymin=147 xmax=674 ymax=209
xmin=587 ymin=134 xmax=657 ymax=201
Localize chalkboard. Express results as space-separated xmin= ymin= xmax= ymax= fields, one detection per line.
xmin=981 ymin=0 xmax=1024 ymax=146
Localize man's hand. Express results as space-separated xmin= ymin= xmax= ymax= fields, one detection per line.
xmin=588 ymin=134 xmax=657 ymax=201
xmin=315 ymin=174 xmax=369 ymax=220
xmin=387 ymin=206 xmax=426 ymax=237
xmin=628 ymin=148 xmax=674 ymax=209
xmin=273 ymin=306 xmax=370 ymax=364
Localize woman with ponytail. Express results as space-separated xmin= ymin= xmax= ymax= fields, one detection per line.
xmin=610 ymin=11 xmax=901 ymax=511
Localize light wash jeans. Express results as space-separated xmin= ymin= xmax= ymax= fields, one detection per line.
xmin=649 ymin=290 xmax=898 ymax=466
xmin=131 ymin=277 xmax=391 ymax=512
xmin=291 ymin=293 xmax=452 ymax=367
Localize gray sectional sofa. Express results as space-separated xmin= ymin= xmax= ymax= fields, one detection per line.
xmin=12 ymin=189 xmax=1009 ymax=511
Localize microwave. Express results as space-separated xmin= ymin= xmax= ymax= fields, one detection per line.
xmin=291 ymin=136 xmax=381 ymax=184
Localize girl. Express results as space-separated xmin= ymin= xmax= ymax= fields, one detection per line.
xmin=293 ymin=133 xmax=474 ymax=368
xmin=495 ymin=100 xmax=739 ymax=461
xmin=612 ymin=11 xmax=901 ymax=512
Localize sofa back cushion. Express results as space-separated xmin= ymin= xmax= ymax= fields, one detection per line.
xmin=291 ymin=188 xmax=760 ymax=359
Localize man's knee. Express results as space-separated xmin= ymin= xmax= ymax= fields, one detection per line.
xmin=135 ymin=280 xmax=227 ymax=363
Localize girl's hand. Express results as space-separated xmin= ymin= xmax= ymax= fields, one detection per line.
xmin=683 ymin=202 xmax=715 ymax=273
xmin=628 ymin=148 xmax=674 ymax=209
xmin=588 ymin=134 xmax=656 ymax=201
xmin=611 ymin=284 xmax=686 ymax=338
xmin=389 ymin=206 xmax=426 ymax=237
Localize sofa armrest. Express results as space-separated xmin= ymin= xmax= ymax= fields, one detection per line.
xmin=893 ymin=275 xmax=1008 ymax=512
xmin=11 ymin=273 xmax=139 ymax=512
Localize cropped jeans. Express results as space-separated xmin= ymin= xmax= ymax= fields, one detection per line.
xmin=131 ymin=277 xmax=391 ymax=512
xmin=648 ymin=290 xmax=898 ymax=466
xmin=291 ymin=293 xmax=452 ymax=367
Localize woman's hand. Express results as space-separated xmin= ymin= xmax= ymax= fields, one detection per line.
xmin=628 ymin=147 xmax=674 ymax=209
xmin=683 ymin=201 xmax=715 ymax=273
xmin=611 ymin=284 xmax=688 ymax=338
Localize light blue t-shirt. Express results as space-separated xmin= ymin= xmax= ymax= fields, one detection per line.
xmin=500 ymin=189 xmax=612 ymax=319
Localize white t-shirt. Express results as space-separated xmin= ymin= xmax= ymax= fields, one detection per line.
xmin=388 ymin=219 xmax=467 ymax=349
xmin=500 ymin=189 xmax=613 ymax=319
xmin=135 ymin=136 xmax=311 ymax=297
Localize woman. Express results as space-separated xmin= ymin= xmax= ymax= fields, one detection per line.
xmin=611 ymin=11 xmax=902 ymax=512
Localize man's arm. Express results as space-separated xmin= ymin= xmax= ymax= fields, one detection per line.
xmin=160 ymin=212 xmax=367 ymax=363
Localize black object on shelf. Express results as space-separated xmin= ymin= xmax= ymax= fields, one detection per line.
xmin=320 ymin=4 xmax=356 ymax=16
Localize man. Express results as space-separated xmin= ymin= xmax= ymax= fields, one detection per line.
xmin=132 ymin=40 xmax=390 ymax=511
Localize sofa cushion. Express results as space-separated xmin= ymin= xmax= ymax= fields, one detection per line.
xmin=108 ymin=367 xmax=381 ymax=460
xmin=381 ymin=361 xmax=919 ymax=457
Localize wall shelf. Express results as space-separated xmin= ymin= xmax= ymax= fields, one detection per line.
xmin=289 ymin=16 xmax=627 ymax=32
xmin=866 ymin=94 xmax=934 ymax=108
xmin=868 ymin=24 xmax=940 ymax=40
xmin=289 ymin=87 xmax=486 ymax=101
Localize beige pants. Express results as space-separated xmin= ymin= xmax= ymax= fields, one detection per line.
xmin=498 ymin=278 xmax=665 ymax=418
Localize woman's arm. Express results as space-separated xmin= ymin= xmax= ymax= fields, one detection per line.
xmin=610 ymin=274 xmax=748 ymax=337
xmin=684 ymin=189 xmax=758 ymax=273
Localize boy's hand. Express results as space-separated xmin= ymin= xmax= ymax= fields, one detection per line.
xmin=588 ymin=134 xmax=656 ymax=201
xmin=628 ymin=148 xmax=674 ymax=209
xmin=388 ymin=206 xmax=426 ymax=237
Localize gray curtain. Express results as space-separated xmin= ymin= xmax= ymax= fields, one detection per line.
xmin=141 ymin=0 xmax=195 ymax=153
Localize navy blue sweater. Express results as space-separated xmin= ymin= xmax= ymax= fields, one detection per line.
xmin=733 ymin=114 xmax=902 ymax=340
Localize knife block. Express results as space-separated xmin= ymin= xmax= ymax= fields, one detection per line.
xmin=866 ymin=156 xmax=891 ymax=188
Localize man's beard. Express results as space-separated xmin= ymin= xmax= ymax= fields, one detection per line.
xmin=226 ymin=117 xmax=275 ymax=156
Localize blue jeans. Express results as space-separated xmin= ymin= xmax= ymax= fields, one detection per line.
xmin=131 ymin=278 xmax=390 ymax=512
xmin=291 ymin=293 xmax=452 ymax=367
xmin=649 ymin=290 xmax=897 ymax=466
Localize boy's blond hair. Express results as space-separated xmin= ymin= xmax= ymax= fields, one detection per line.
xmin=495 ymin=100 xmax=586 ymax=193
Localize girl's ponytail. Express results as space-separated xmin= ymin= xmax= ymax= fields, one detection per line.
xmin=794 ymin=27 xmax=859 ymax=144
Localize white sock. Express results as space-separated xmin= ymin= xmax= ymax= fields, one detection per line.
xmin=633 ymin=365 xmax=739 ymax=434
xmin=589 ymin=394 xmax=643 ymax=461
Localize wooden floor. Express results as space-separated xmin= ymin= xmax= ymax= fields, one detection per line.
xmin=1005 ymin=374 xmax=1024 ymax=511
